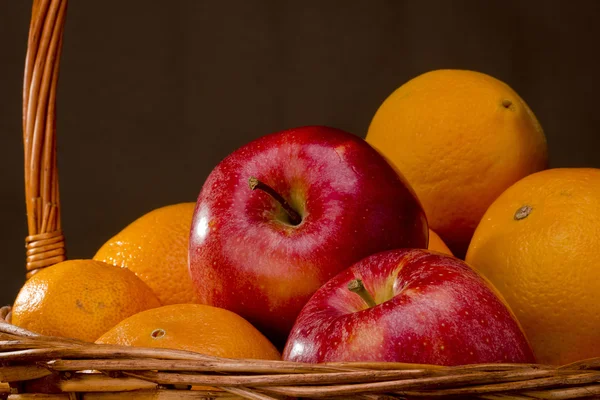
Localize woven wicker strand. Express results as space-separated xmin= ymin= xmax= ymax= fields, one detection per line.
xmin=23 ymin=0 xmax=68 ymax=278
xmin=2 ymin=308 xmax=600 ymax=399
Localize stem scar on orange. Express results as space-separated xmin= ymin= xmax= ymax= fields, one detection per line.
xmin=466 ymin=168 xmax=600 ymax=365
xmin=96 ymin=304 xmax=281 ymax=360
xmin=366 ymin=69 xmax=548 ymax=258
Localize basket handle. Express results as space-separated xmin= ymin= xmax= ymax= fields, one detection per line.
xmin=22 ymin=0 xmax=68 ymax=279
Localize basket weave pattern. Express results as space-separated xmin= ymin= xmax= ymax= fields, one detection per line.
xmin=2 ymin=1 xmax=600 ymax=399
xmin=2 ymin=307 xmax=600 ymax=399
xmin=22 ymin=0 xmax=67 ymax=279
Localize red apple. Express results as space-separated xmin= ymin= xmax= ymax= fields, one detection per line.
xmin=283 ymin=249 xmax=535 ymax=365
xmin=189 ymin=126 xmax=427 ymax=345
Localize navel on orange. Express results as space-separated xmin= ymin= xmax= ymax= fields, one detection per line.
xmin=12 ymin=260 xmax=160 ymax=342
xmin=366 ymin=69 xmax=548 ymax=257
xmin=96 ymin=304 xmax=281 ymax=360
xmin=466 ymin=168 xmax=600 ymax=365
xmin=94 ymin=203 xmax=197 ymax=305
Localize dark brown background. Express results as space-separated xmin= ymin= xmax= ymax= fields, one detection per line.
xmin=1 ymin=1 xmax=599 ymax=306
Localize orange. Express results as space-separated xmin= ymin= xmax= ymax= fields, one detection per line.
xmin=94 ymin=203 xmax=198 ymax=305
xmin=366 ymin=69 xmax=547 ymax=258
xmin=12 ymin=260 xmax=160 ymax=342
xmin=427 ymin=229 xmax=453 ymax=256
xmin=466 ymin=168 xmax=600 ymax=365
xmin=96 ymin=304 xmax=281 ymax=360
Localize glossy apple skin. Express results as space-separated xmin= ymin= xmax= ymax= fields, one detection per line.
xmin=283 ymin=249 xmax=535 ymax=365
xmin=189 ymin=126 xmax=427 ymax=345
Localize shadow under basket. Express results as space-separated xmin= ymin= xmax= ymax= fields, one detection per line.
xmin=2 ymin=1 xmax=600 ymax=399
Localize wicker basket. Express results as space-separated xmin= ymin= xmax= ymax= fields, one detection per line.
xmin=2 ymin=1 xmax=600 ymax=399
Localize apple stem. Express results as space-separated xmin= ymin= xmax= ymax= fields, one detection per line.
xmin=348 ymin=279 xmax=377 ymax=308
xmin=248 ymin=177 xmax=302 ymax=226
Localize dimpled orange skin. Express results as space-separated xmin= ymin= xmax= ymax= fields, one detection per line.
xmin=96 ymin=304 xmax=281 ymax=361
xmin=12 ymin=260 xmax=161 ymax=342
xmin=94 ymin=203 xmax=198 ymax=305
xmin=427 ymin=229 xmax=453 ymax=256
xmin=466 ymin=168 xmax=600 ymax=365
xmin=366 ymin=69 xmax=548 ymax=258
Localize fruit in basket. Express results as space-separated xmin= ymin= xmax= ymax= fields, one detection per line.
xmin=189 ymin=125 xmax=428 ymax=345
xmin=366 ymin=69 xmax=548 ymax=258
xmin=11 ymin=260 xmax=161 ymax=342
xmin=283 ymin=249 xmax=535 ymax=365
xmin=427 ymin=229 xmax=453 ymax=256
xmin=96 ymin=304 xmax=280 ymax=360
xmin=94 ymin=202 xmax=198 ymax=305
xmin=466 ymin=168 xmax=600 ymax=365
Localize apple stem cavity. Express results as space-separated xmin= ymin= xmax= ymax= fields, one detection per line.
xmin=248 ymin=177 xmax=302 ymax=226
xmin=348 ymin=279 xmax=377 ymax=308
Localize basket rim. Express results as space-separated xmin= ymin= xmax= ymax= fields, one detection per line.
xmin=2 ymin=306 xmax=600 ymax=399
